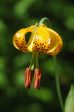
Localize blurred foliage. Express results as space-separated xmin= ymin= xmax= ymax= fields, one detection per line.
xmin=64 ymin=85 xmax=74 ymax=112
xmin=0 ymin=0 xmax=74 ymax=112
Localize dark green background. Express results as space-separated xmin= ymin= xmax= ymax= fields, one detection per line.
xmin=0 ymin=0 xmax=74 ymax=112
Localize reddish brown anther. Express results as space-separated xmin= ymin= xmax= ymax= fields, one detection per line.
xmin=24 ymin=67 xmax=32 ymax=88
xmin=34 ymin=68 xmax=41 ymax=89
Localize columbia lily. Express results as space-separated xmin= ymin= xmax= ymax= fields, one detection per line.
xmin=13 ymin=18 xmax=63 ymax=89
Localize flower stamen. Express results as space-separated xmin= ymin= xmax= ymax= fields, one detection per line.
xmin=34 ymin=68 xmax=41 ymax=89
xmin=24 ymin=67 xmax=32 ymax=88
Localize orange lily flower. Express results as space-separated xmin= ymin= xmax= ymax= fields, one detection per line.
xmin=13 ymin=18 xmax=63 ymax=89
xmin=13 ymin=24 xmax=63 ymax=55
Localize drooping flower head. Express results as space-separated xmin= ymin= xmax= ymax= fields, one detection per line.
xmin=13 ymin=17 xmax=63 ymax=89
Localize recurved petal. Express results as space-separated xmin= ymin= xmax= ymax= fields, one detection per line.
xmin=13 ymin=25 xmax=34 ymax=52
xmin=47 ymin=28 xmax=63 ymax=56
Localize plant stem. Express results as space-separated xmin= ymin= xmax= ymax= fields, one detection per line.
xmin=36 ymin=52 xmax=39 ymax=68
xmin=29 ymin=52 xmax=35 ymax=70
xmin=39 ymin=17 xmax=49 ymax=25
xmin=53 ymin=56 xmax=64 ymax=112
xmin=39 ymin=17 xmax=51 ymax=27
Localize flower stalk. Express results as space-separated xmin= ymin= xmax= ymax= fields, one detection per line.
xmin=53 ymin=56 xmax=64 ymax=112
xmin=29 ymin=52 xmax=35 ymax=70
xmin=36 ymin=52 xmax=39 ymax=68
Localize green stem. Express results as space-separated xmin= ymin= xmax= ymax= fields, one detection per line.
xmin=53 ymin=56 xmax=64 ymax=112
xmin=39 ymin=17 xmax=51 ymax=27
xmin=36 ymin=52 xmax=39 ymax=68
xmin=29 ymin=52 xmax=35 ymax=70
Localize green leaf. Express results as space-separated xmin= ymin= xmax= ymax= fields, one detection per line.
xmin=64 ymin=85 xmax=74 ymax=112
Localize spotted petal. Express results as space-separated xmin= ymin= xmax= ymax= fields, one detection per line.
xmin=28 ymin=24 xmax=63 ymax=55
xmin=28 ymin=24 xmax=51 ymax=53
xmin=13 ymin=25 xmax=34 ymax=52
